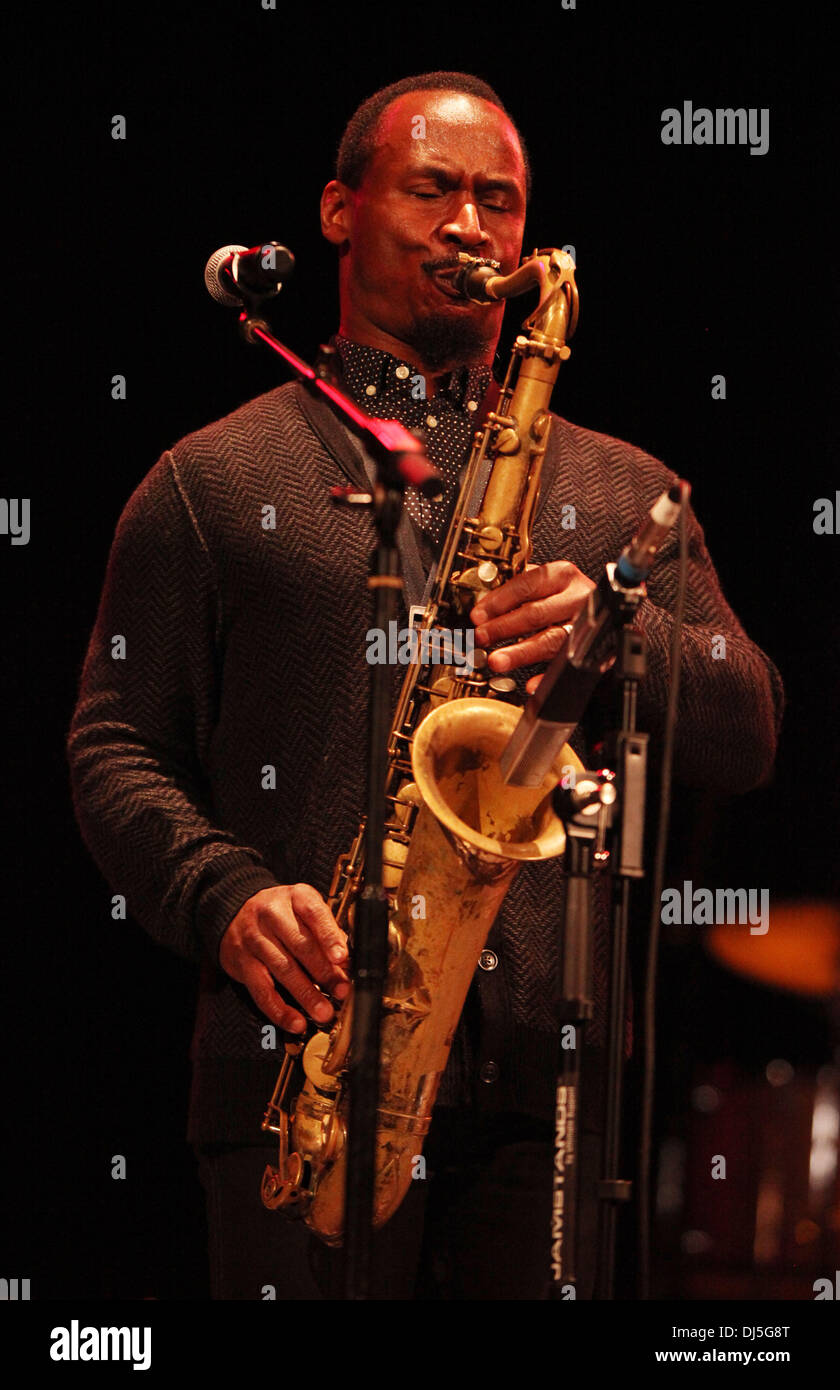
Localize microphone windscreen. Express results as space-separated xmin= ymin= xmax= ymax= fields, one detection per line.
xmin=204 ymin=244 xmax=248 ymax=307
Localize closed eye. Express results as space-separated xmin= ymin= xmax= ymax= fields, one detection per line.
xmin=410 ymin=191 xmax=509 ymax=212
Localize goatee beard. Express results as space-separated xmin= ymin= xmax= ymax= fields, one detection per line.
xmin=404 ymin=314 xmax=490 ymax=373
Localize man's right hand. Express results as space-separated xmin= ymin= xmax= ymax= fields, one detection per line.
xmin=219 ymin=884 xmax=350 ymax=1034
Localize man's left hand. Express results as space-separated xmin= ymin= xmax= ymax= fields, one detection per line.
xmin=471 ymin=561 xmax=596 ymax=695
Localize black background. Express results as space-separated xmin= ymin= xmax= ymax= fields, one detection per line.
xmin=3 ymin=0 xmax=837 ymax=1301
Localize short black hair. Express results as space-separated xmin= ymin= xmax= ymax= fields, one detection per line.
xmin=336 ymin=71 xmax=532 ymax=202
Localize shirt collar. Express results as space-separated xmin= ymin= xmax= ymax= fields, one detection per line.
xmin=331 ymin=333 xmax=492 ymax=410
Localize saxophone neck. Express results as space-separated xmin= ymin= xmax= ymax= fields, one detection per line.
xmin=455 ymin=247 xmax=579 ymax=344
xmin=519 ymin=249 xmax=579 ymax=343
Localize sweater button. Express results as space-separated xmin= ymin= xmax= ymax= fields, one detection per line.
xmin=478 ymin=949 xmax=498 ymax=971
xmin=479 ymin=1061 xmax=500 ymax=1084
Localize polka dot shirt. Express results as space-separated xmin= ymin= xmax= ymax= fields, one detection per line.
xmin=331 ymin=334 xmax=493 ymax=547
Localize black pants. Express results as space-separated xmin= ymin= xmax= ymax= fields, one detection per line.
xmin=196 ymin=1089 xmax=605 ymax=1300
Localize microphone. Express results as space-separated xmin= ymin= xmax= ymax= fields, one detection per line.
xmin=500 ymin=481 xmax=689 ymax=787
xmin=204 ymin=242 xmax=295 ymax=307
xmin=614 ymin=482 xmax=684 ymax=586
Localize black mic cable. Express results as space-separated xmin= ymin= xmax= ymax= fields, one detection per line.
xmin=637 ymin=478 xmax=691 ymax=1299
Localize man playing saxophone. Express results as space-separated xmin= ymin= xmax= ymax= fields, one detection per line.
xmin=67 ymin=71 xmax=783 ymax=1299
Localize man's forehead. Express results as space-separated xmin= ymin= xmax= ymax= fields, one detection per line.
xmin=375 ymin=90 xmax=524 ymax=177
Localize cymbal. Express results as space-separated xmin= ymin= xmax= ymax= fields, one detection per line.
xmin=705 ymin=899 xmax=840 ymax=998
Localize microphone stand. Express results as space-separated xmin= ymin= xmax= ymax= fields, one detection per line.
xmin=595 ymin=625 xmax=648 ymax=1298
xmin=542 ymin=586 xmax=644 ymax=1298
xmin=229 ymin=291 xmax=441 ymax=1300
xmin=237 ymin=311 xmax=439 ymax=496
xmin=344 ymin=469 xmax=403 ymax=1302
xmin=548 ymin=618 xmax=646 ymax=1299
xmin=497 ymin=482 xmax=684 ymax=1298
xmin=548 ymin=771 xmax=614 ymax=1299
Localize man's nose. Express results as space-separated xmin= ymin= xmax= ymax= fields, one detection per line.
xmin=440 ymin=201 xmax=490 ymax=248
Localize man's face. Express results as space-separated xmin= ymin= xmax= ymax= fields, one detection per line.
xmin=323 ymin=90 xmax=528 ymax=370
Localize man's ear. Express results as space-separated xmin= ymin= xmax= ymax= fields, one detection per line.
xmin=321 ymin=180 xmax=353 ymax=246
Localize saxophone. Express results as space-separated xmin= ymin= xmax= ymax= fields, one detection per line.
xmin=261 ymin=248 xmax=582 ymax=1244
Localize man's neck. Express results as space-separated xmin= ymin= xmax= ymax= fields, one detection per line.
xmin=336 ymin=320 xmax=494 ymax=398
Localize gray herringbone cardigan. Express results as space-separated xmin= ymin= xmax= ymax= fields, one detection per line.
xmin=67 ymin=381 xmax=784 ymax=1142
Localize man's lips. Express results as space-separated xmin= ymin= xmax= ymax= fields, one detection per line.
xmin=427 ymin=266 xmax=469 ymax=300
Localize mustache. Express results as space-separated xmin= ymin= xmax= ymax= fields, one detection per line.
xmin=420 ymin=257 xmax=464 ymax=274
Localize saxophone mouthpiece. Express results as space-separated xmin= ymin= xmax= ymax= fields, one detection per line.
xmin=449 ymin=254 xmax=503 ymax=302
